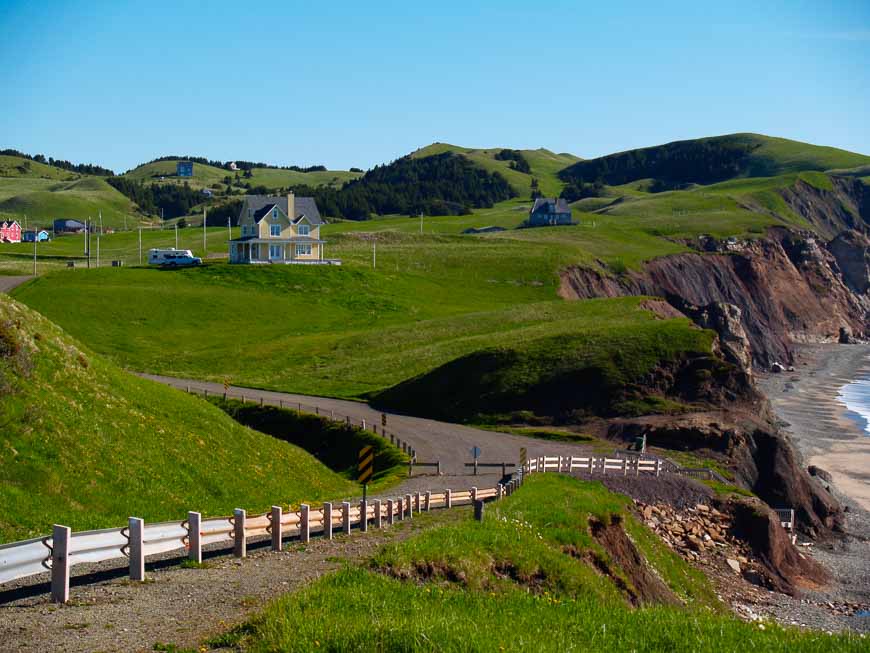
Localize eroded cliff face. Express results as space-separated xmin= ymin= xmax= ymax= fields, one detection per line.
xmin=560 ymin=227 xmax=870 ymax=368
xmin=778 ymin=176 xmax=869 ymax=239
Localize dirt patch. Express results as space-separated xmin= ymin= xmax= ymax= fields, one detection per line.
xmin=639 ymin=298 xmax=687 ymax=320
xmin=382 ymin=559 xmax=468 ymax=585
xmin=588 ymin=514 xmax=680 ymax=607
xmin=579 ymin=473 xmax=714 ymax=510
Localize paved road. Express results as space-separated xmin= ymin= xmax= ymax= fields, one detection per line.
xmin=0 ymin=276 xmax=32 ymax=294
xmin=139 ymin=374 xmax=597 ymax=483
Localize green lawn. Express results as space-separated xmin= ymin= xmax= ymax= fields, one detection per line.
xmin=221 ymin=475 xmax=862 ymax=652
xmin=0 ymin=296 xmax=358 ymax=542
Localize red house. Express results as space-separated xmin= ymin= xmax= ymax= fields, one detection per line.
xmin=0 ymin=220 xmax=22 ymax=243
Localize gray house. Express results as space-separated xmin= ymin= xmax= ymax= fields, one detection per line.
xmin=528 ymin=198 xmax=572 ymax=226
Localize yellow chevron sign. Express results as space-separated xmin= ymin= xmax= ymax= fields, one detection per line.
xmin=358 ymin=445 xmax=374 ymax=483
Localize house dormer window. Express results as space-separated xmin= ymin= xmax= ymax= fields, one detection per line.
xmin=270 ymin=224 xmax=281 ymax=237
xmin=298 ymin=224 xmax=310 ymax=236
xmin=273 ymin=208 xmax=278 ymax=218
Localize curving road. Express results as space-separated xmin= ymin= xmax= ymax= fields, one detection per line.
xmin=139 ymin=373 xmax=598 ymax=486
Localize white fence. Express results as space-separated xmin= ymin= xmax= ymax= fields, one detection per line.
xmin=526 ymin=454 xmax=663 ymax=476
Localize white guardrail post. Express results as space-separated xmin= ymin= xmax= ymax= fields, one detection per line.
xmin=300 ymin=504 xmax=310 ymax=543
xmin=51 ymin=524 xmax=70 ymax=604
xmin=373 ymin=500 xmax=382 ymax=528
xmin=386 ymin=499 xmax=394 ymax=526
xmin=359 ymin=500 xmax=368 ymax=533
xmin=324 ymin=502 xmax=333 ymax=540
xmin=342 ymin=502 xmax=351 ymax=535
xmin=188 ymin=511 xmax=202 ymax=563
xmin=129 ymin=517 xmax=145 ymax=582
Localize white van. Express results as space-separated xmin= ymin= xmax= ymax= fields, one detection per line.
xmin=148 ymin=248 xmax=202 ymax=266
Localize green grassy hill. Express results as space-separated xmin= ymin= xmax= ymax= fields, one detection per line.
xmin=227 ymin=475 xmax=862 ymax=652
xmin=123 ymin=159 xmax=361 ymax=191
xmin=0 ymin=154 xmax=145 ymax=230
xmin=0 ymin=295 xmax=356 ymax=542
xmin=560 ymin=133 xmax=870 ymax=188
xmin=411 ymin=143 xmax=581 ymax=197
xmin=0 ymin=155 xmax=79 ymax=181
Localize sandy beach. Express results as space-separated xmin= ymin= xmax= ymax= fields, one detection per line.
xmin=761 ymin=343 xmax=870 ymax=513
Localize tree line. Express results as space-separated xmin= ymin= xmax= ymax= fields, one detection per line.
xmin=559 ymin=139 xmax=759 ymax=187
xmin=292 ymin=153 xmax=516 ymax=220
xmin=494 ymin=149 xmax=531 ymax=174
xmin=106 ymin=177 xmax=206 ymax=219
xmin=1 ymin=149 xmax=115 ymax=176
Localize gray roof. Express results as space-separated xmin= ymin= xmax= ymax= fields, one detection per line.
xmin=530 ymin=198 xmax=570 ymax=215
xmin=242 ymin=195 xmax=323 ymax=225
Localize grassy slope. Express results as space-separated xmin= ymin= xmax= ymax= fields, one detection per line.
xmin=561 ymin=133 xmax=870 ymax=184
xmin=411 ymin=143 xmax=581 ymax=197
xmin=0 ymin=296 xmax=356 ymax=542
xmin=230 ymin=475 xmax=860 ymax=652
xmin=0 ymin=155 xmax=143 ymax=230
xmin=122 ymin=159 xmax=361 ymax=190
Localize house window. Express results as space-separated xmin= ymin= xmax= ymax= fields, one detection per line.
xmin=270 ymin=224 xmax=281 ymax=237
xmin=298 ymin=224 xmax=310 ymax=236
xmin=295 ymin=243 xmax=312 ymax=257
xmin=273 ymin=208 xmax=279 ymax=218
xmin=248 ymin=209 xmax=253 ymax=218
xmin=269 ymin=244 xmax=282 ymax=259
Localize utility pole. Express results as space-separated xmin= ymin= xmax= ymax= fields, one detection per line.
xmin=32 ymin=226 xmax=37 ymax=276
xmin=86 ymin=219 xmax=91 ymax=269
xmin=419 ymin=212 xmax=423 ymax=234
xmin=138 ymin=227 xmax=142 ymax=265
xmin=203 ymin=207 xmax=207 ymax=256
xmin=99 ymin=210 xmax=103 ymax=236
xmin=227 ymin=216 xmax=231 ymax=244
xmin=372 ymin=240 xmax=376 ymax=269
xmin=96 ymin=233 xmax=100 ymax=268
xmin=175 ymin=224 xmax=178 ymax=249
xmin=24 ymin=214 xmax=27 ymax=232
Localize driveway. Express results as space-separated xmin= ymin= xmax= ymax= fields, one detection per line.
xmin=0 ymin=276 xmax=32 ymax=294
xmin=139 ymin=374 xmax=599 ymax=485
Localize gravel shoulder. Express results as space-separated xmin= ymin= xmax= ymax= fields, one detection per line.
xmin=0 ymin=507 xmax=470 ymax=652
xmin=0 ymin=276 xmax=33 ymax=294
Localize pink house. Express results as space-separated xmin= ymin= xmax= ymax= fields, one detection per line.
xmin=0 ymin=220 xmax=22 ymax=243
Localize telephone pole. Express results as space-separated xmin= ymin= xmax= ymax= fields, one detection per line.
xmin=419 ymin=212 xmax=423 ymax=234
xmin=175 ymin=224 xmax=178 ymax=249
xmin=203 ymin=207 xmax=207 ymax=256
xmin=138 ymin=227 xmax=142 ymax=265
xmin=86 ymin=218 xmax=91 ymax=269
xmin=32 ymin=226 xmax=37 ymax=276
xmin=372 ymin=240 xmax=377 ymax=269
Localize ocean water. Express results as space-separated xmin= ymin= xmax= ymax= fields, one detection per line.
xmin=837 ymin=376 xmax=870 ymax=436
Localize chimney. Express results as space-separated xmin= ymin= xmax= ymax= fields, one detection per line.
xmin=287 ymin=191 xmax=296 ymax=221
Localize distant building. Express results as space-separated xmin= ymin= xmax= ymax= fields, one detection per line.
xmin=0 ymin=220 xmax=22 ymax=243
xmin=22 ymin=229 xmax=50 ymax=242
xmin=229 ymin=193 xmax=340 ymax=265
xmin=227 ymin=162 xmax=239 ymax=171
xmin=176 ymin=161 xmax=194 ymax=177
xmin=202 ymin=188 xmax=213 ymax=197
xmin=53 ymin=219 xmax=87 ymax=233
xmin=528 ymin=198 xmax=572 ymax=226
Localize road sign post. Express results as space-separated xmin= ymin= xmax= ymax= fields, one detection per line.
xmin=470 ymin=446 xmax=481 ymax=475
xmin=359 ymin=445 xmax=374 ymax=500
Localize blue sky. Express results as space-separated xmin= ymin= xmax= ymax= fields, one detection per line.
xmin=1 ymin=0 xmax=868 ymax=173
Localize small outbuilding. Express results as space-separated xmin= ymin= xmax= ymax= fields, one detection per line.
xmin=528 ymin=198 xmax=572 ymax=226
xmin=53 ymin=219 xmax=87 ymax=233
xmin=22 ymin=229 xmax=50 ymax=242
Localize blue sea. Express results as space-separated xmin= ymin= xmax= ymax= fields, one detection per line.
xmin=837 ymin=376 xmax=870 ymax=436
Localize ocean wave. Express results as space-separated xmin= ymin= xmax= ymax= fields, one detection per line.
xmin=837 ymin=377 xmax=870 ymax=436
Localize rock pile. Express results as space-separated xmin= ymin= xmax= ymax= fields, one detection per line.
xmin=637 ymin=500 xmax=749 ymax=563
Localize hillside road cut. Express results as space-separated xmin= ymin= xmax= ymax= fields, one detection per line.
xmin=139 ymin=373 xmax=599 ymax=487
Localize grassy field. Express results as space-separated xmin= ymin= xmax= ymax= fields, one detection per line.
xmin=0 ymin=296 xmax=359 ymax=543
xmin=219 ymin=475 xmax=862 ymax=652
xmin=12 ymin=260 xmax=702 ymax=399
xmin=122 ymin=159 xmax=361 ymax=190
xmin=0 ymin=155 xmax=80 ymax=181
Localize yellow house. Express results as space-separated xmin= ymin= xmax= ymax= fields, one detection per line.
xmin=228 ymin=193 xmax=340 ymax=265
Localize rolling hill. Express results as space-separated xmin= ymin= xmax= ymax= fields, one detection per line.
xmin=411 ymin=143 xmax=581 ymax=198
xmin=0 ymin=172 xmax=145 ymax=230
xmin=559 ymin=133 xmax=870 ymax=188
xmin=0 ymin=295 xmax=356 ymax=542
xmin=122 ymin=159 xmax=362 ymax=191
